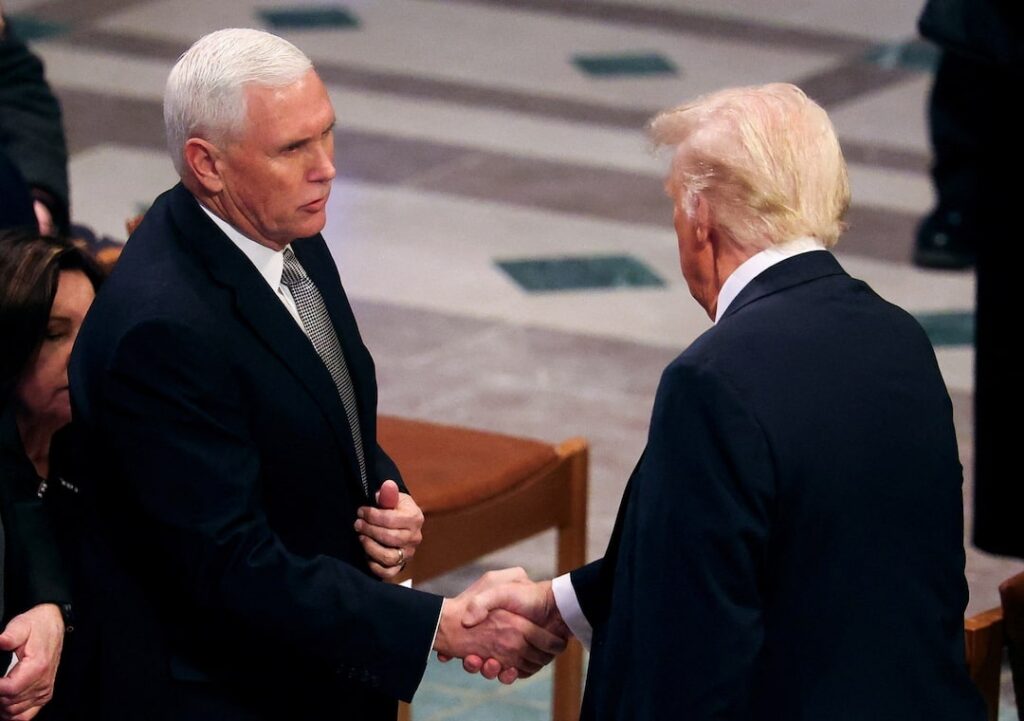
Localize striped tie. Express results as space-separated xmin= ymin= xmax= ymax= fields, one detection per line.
xmin=281 ymin=247 xmax=368 ymax=495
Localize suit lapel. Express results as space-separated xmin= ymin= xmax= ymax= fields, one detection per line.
xmin=166 ymin=185 xmax=366 ymax=493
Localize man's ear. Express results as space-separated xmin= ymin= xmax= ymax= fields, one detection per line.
xmin=183 ymin=138 xmax=224 ymax=194
xmin=692 ymin=193 xmax=712 ymax=247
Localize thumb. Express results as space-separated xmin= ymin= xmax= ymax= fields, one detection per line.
xmin=463 ymin=585 xmax=523 ymax=627
xmin=376 ymin=479 xmax=400 ymax=510
xmin=0 ymin=623 xmax=26 ymax=652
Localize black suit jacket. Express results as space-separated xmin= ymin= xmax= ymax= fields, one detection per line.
xmin=68 ymin=184 xmax=442 ymax=721
xmin=572 ymin=251 xmax=983 ymax=720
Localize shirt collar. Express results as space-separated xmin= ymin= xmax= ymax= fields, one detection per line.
xmin=198 ymin=201 xmax=287 ymax=291
xmin=714 ymin=237 xmax=826 ymax=323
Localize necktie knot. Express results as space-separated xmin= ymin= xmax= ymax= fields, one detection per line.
xmin=281 ymin=247 xmax=308 ymax=288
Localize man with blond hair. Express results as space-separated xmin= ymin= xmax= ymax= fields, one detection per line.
xmin=464 ymin=84 xmax=984 ymax=719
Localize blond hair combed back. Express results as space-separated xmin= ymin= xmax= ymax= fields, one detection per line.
xmin=649 ymin=83 xmax=850 ymax=250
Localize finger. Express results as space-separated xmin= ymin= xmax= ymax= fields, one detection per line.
xmin=488 ymin=611 xmax=556 ymax=670
xmin=0 ymin=628 xmax=25 ymax=653
xmin=465 ymin=568 xmax=529 ymax=597
xmin=521 ymin=619 xmax=568 ymax=657
xmin=0 ymin=661 xmax=36 ymax=698
xmin=437 ymin=654 xmax=452 ymax=663
xmin=357 ymin=503 xmax=422 ymax=531
xmin=461 ymin=655 xmax=484 ymax=673
xmin=13 ymin=710 xmax=43 ymax=721
xmin=376 ymin=480 xmax=400 ymax=510
xmin=358 ymin=535 xmax=411 ymax=568
xmin=481 ymin=658 xmax=502 ymax=678
xmin=367 ymin=561 xmax=402 ymax=580
xmin=498 ymin=667 xmax=519 ymax=685
xmin=354 ymin=520 xmax=420 ymax=549
xmin=1 ymin=694 xmax=45 ymax=719
xmin=9 ymin=706 xmax=43 ymax=721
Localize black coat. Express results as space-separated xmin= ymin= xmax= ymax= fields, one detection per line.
xmin=0 ymin=406 xmax=71 ymax=664
xmin=572 ymin=252 xmax=984 ymax=720
xmin=68 ymin=184 xmax=442 ymax=721
xmin=0 ymin=21 xmax=69 ymax=233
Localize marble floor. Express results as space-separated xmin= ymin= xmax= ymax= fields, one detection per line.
xmin=4 ymin=0 xmax=1020 ymax=717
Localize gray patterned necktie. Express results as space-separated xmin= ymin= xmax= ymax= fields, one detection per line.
xmin=281 ymin=247 xmax=368 ymax=495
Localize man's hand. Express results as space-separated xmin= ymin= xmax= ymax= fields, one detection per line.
xmin=434 ymin=571 xmax=567 ymax=685
xmin=455 ymin=571 xmax=568 ymax=679
xmin=0 ymin=604 xmax=65 ymax=721
xmin=355 ymin=479 xmax=424 ymax=580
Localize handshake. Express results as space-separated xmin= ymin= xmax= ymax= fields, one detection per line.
xmin=432 ymin=568 xmax=570 ymax=684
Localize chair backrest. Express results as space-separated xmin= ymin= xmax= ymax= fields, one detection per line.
xmin=964 ymin=606 xmax=1003 ymax=721
xmin=1000 ymin=571 xmax=1024 ymax=720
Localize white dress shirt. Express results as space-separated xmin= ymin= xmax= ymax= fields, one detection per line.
xmin=198 ymin=203 xmax=307 ymax=333
xmin=552 ymin=237 xmax=828 ymax=648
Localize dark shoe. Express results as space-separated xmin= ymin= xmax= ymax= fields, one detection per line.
xmin=913 ymin=210 xmax=976 ymax=270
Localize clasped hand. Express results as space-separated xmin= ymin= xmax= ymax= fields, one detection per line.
xmin=434 ymin=568 xmax=570 ymax=684
xmin=355 ymin=480 xmax=423 ymax=580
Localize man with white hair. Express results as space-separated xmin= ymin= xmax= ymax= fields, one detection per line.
xmin=68 ymin=28 xmax=563 ymax=720
xmin=463 ymin=84 xmax=985 ymax=719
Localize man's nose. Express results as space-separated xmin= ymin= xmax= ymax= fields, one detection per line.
xmin=310 ymin=144 xmax=336 ymax=183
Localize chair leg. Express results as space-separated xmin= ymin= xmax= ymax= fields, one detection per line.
xmin=965 ymin=607 xmax=1004 ymax=721
xmin=999 ymin=571 xmax=1024 ymax=721
xmin=553 ymin=439 xmax=589 ymax=721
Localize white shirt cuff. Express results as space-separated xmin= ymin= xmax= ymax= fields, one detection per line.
xmin=428 ymin=590 xmax=443 ymax=665
xmin=551 ymin=573 xmax=592 ymax=649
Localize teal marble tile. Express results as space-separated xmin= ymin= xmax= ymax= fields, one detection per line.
xmin=258 ymin=6 xmax=359 ymax=30
xmin=864 ymin=39 xmax=939 ymax=72
xmin=913 ymin=311 xmax=974 ymax=347
xmin=412 ymin=657 xmax=553 ymax=721
xmin=573 ymin=52 xmax=677 ymax=77
xmin=7 ymin=14 xmax=69 ymax=40
xmin=444 ymin=699 xmax=547 ymax=721
xmin=497 ymin=255 xmax=665 ymax=292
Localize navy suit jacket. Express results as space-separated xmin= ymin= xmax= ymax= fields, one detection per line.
xmin=572 ymin=251 xmax=983 ymax=720
xmin=68 ymin=184 xmax=441 ymax=721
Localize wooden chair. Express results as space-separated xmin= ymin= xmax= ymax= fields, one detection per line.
xmin=1000 ymin=571 xmax=1024 ymax=720
xmin=965 ymin=606 xmax=1004 ymax=721
xmin=964 ymin=570 xmax=1024 ymax=721
xmin=378 ymin=416 xmax=588 ymax=721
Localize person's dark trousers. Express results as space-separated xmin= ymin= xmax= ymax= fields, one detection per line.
xmin=915 ymin=51 xmax=1007 ymax=268
xmin=972 ymin=154 xmax=1019 ymax=557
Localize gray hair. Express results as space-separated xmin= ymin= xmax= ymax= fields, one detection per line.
xmin=648 ymin=83 xmax=850 ymax=250
xmin=164 ymin=28 xmax=314 ymax=176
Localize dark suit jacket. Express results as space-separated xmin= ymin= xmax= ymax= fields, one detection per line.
xmin=68 ymin=184 xmax=442 ymax=721
xmin=571 ymin=251 xmax=984 ymax=720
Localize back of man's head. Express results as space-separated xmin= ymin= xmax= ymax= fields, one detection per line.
xmin=649 ymin=83 xmax=850 ymax=251
xmin=164 ymin=28 xmax=313 ymax=177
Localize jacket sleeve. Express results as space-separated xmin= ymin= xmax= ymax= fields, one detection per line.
xmin=587 ymin=357 xmax=776 ymax=719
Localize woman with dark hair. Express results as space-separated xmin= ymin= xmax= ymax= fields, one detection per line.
xmin=0 ymin=228 xmax=102 ymax=719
